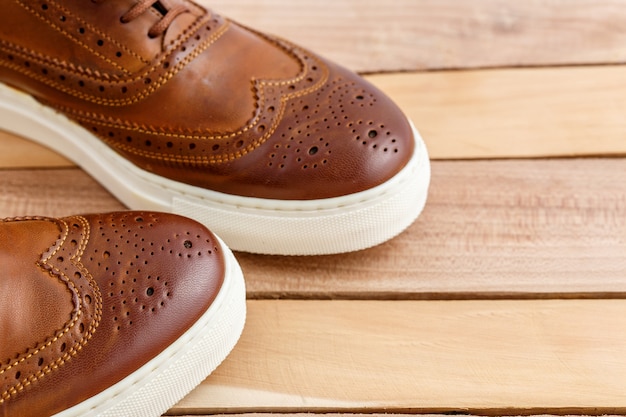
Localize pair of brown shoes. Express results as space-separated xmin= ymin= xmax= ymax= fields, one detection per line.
xmin=0 ymin=1 xmax=430 ymax=415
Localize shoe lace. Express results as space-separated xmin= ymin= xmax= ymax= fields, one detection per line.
xmin=96 ymin=0 xmax=189 ymax=38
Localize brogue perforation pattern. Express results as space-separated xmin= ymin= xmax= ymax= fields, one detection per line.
xmin=14 ymin=0 xmax=144 ymax=73
xmin=80 ymin=212 xmax=221 ymax=332
xmin=0 ymin=216 xmax=101 ymax=405
xmin=0 ymin=2 xmax=227 ymax=106
xmin=0 ymin=211 xmax=228 ymax=415
xmin=65 ymin=43 xmax=329 ymax=167
xmin=262 ymin=68 xmax=407 ymax=177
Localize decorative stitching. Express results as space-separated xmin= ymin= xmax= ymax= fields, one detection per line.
xmin=15 ymin=0 xmax=139 ymax=72
xmin=0 ymin=17 xmax=229 ymax=106
xmin=61 ymin=49 xmax=325 ymax=140
xmin=0 ymin=9 xmax=333 ymax=166
xmin=47 ymin=48 xmax=330 ymax=164
xmin=0 ymin=216 xmax=101 ymax=404
xmin=0 ymin=39 xmax=121 ymax=80
xmin=105 ymin=97 xmax=288 ymax=164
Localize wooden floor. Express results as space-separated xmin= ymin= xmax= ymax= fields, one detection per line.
xmin=1 ymin=1 xmax=626 ymax=416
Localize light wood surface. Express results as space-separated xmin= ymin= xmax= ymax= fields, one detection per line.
xmin=0 ymin=131 xmax=71 ymax=168
xmin=172 ymin=300 xmax=626 ymax=414
xmin=172 ymin=415 xmax=626 ymax=417
xmin=205 ymin=0 xmax=626 ymax=73
xmin=368 ymin=67 xmax=626 ymax=159
xmin=2 ymin=2 xmax=626 ymax=417
xmin=237 ymin=159 xmax=626 ymax=299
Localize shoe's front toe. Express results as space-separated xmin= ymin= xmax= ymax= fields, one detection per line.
xmin=122 ymin=23 xmax=419 ymax=201
xmin=226 ymin=53 xmax=417 ymax=200
xmin=0 ymin=211 xmax=244 ymax=417
xmin=83 ymin=20 xmax=418 ymax=201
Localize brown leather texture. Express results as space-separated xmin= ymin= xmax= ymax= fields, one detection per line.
xmin=0 ymin=212 xmax=224 ymax=417
xmin=0 ymin=0 xmax=415 ymax=200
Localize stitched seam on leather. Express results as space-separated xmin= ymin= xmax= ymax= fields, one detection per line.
xmin=64 ymin=215 xmax=102 ymax=355
xmin=0 ymin=18 xmax=229 ymax=107
xmin=109 ymin=93 xmax=286 ymax=164
xmin=66 ymin=64 xmax=327 ymax=164
xmin=15 ymin=0 xmax=139 ymax=72
xmin=48 ymin=50 xmax=329 ymax=164
xmin=66 ymin=76 xmax=273 ymax=140
xmin=0 ymin=10 xmax=215 ymax=80
xmin=72 ymin=112 xmax=263 ymax=141
xmin=50 ymin=56 xmax=304 ymax=140
xmin=7 ymin=217 xmax=101 ymax=401
xmin=0 ymin=315 xmax=82 ymax=402
xmin=0 ymin=217 xmax=73 ymax=401
xmin=65 ymin=216 xmax=102 ymax=356
xmin=107 ymin=64 xmax=329 ymax=164
xmin=63 ymin=30 xmax=321 ymax=129
xmin=0 ymin=40 xmax=121 ymax=81
xmin=0 ymin=217 xmax=100 ymax=404
xmin=41 ymin=217 xmax=70 ymax=263
xmin=237 ymin=22 xmax=318 ymax=86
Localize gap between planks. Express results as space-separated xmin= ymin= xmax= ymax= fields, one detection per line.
xmin=3 ymin=65 xmax=626 ymax=167
xmin=167 ymin=299 xmax=626 ymax=415
xmin=171 ymin=410 xmax=623 ymax=417
xmin=1 ymin=158 xmax=624 ymax=299
xmin=204 ymin=0 xmax=626 ymax=73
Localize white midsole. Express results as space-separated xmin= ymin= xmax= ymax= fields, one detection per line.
xmin=0 ymin=81 xmax=430 ymax=255
xmin=52 ymin=236 xmax=247 ymax=417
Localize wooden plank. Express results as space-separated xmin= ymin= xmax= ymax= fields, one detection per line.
xmin=239 ymin=158 xmax=626 ymax=299
xmin=204 ymin=0 xmax=626 ymax=72
xmin=170 ymin=299 xmax=626 ymax=414
xmin=166 ymin=411 xmax=623 ymax=417
xmin=2 ymin=159 xmax=625 ymax=299
xmin=0 ymin=168 xmax=125 ymax=218
xmin=3 ymin=65 xmax=626 ymax=167
xmin=0 ymin=130 xmax=72 ymax=168
xmin=367 ymin=66 xmax=626 ymax=159
xmin=166 ymin=412 xmax=623 ymax=417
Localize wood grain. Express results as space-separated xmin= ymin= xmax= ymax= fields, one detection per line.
xmin=4 ymin=65 xmax=626 ymax=168
xmin=204 ymin=0 xmax=626 ymax=72
xmin=367 ymin=66 xmax=626 ymax=159
xmin=2 ymin=158 xmax=624 ymax=299
xmin=166 ymin=411 xmax=618 ymax=417
xmin=170 ymin=299 xmax=626 ymax=415
xmin=0 ymin=131 xmax=72 ymax=168
xmin=239 ymin=158 xmax=626 ymax=299
xmin=0 ymin=168 xmax=125 ymax=218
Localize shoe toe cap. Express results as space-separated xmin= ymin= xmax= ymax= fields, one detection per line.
xmin=78 ymin=211 xmax=225 ymax=362
xmin=0 ymin=211 xmax=227 ymax=415
xmin=225 ymin=57 xmax=417 ymax=200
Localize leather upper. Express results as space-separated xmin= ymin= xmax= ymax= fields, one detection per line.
xmin=0 ymin=0 xmax=415 ymax=199
xmin=0 ymin=212 xmax=224 ymax=416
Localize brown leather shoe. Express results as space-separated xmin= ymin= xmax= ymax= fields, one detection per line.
xmin=0 ymin=1 xmax=430 ymax=255
xmin=0 ymin=212 xmax=246 ymax=417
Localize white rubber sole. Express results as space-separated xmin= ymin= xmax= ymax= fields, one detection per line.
xmin=0 ymin=82 xmax=430 ymax=255
xmin=52 ymin=237 xmax=246 ymax=417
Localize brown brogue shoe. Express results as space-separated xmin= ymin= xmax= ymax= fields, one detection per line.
xmin=0 ymin=212 xmax=246 ymax=417
xmin=0 ymin=1 xmax=430 ymax=254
